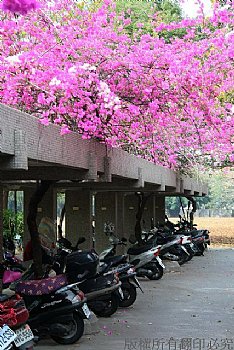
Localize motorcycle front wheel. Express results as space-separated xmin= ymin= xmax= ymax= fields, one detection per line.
xmin=178 ymin=252 xmax=190 ymax=265
xmin=145 ymin=262 xmax=164 ymax=280
xmin=148 ymin=265 xmax=163 ymax=281
xmin=91 ymin=293 xmax=119 ymax=317
xmin=119 ymin=282 xmax=137 ymax=307
xmin=50 ymin=312 xmax=84 ymax=345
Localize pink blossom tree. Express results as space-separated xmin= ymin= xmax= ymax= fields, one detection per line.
xmin=0 ymin=0 xmax=233 ymax=278
xmin=0 ymin=0 xmax=233 ymax=172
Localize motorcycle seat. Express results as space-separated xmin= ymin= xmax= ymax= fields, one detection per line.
xmin=189 ymin=230 xmax=206 ymax=238
xmin=79 ymin=273 xmax=116 ymax=293
xmin=158 ymin=235 xmax=175 ymax=243
xmin=127 ymin=244 xmax=153 ymax=255
xmin=98 ymin=263 xmax=109 ymax=274
xmin=15 ymin=274 xmax=68 ymax=296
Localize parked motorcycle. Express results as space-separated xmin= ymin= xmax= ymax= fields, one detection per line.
xmin=14 ymin=274 xmax=89 ymax=345
xmin=3 ymin=251 xmax=26 ymax=273
xmin=55 ymin=237 xmax=123 ymax=317
xmin=99 ymin=235 xmax=144 ymax=307
xmin=0 ymin=293 xmax=34 ymax=350
xmin=163 ymin=215 xmax=210 ymax=256
xmin=100 ymin=232 xmax=164 ymax=280
xmin=58 ymin=235 xmax=139 ymax=309
xmin=0 ymin=262 xmax=22 ymax=290
xmin=101 ymin=262 xmax=143 ymax=307
xmin=16 ymin=238 xmax=122 ymax=318
xmin=140 ymin=225 xmax=192 ymax=265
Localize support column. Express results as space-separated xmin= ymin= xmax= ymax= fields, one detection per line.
xmin=94 ymin=191 xmax=128 ymax=254
xmin=123 ymin=194 xmax=138 ymax=238
xmin=95 ymin=192 xmax=116 ymax=253
xmin=142 ymin=195 xmax=154 ymax=230
xmin=65 ymin=189 xmax=93 ymax=249
xmin=115 ymin=192 xmax=125 ymax=238
xmin=154 ymin=196 xmax=166 ymax=225
xmin=115 ymin=192 xmax=127 ymax=255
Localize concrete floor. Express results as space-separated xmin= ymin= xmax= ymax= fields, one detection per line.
xmin=37 ymin=248 xmax=234 ymax=350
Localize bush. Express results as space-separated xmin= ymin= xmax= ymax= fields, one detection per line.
xmin=3 ymin=209 xmax=24 ymax=239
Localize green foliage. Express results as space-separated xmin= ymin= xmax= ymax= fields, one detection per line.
xmin=115 ymin=0 xmax=156 ymax=37
xmin=57 ymin=192 xmax=65 ymax=217
xmin=156 ymin=0 xmax=182 ymax=23
xmin=166 ymin=196 xmax=211 ymax=217
xmin=7 ymin=191 xmax=24 ymax=212
xmin=3 ymin=209 xmax=24 ymax=238
xmin=208 ymin=171 xmax=234 ymax=210
xmin=166 ymin=170 xmax=234 ymax=217
xmin=166 ymin=196 xmax=187 ymax=217
xmin=158 ymin=27 xmax=187 ymax=43
xmin=115 ymin=0 xmax=183 ymax=38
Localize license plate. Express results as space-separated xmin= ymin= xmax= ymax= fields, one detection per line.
xmin=118 ymin=287 xmax=124 ymax=300
xmin=82 ymin=303 xmax=91 ymax=319
xmin=0 ymin=324 xmax=17 ymax=350
xmin=14 ymin=324 xmax=34 ymax=347
xmin=156 ymin=256 xmax=165 ymax=268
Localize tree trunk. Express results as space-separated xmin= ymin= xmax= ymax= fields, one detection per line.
xmin=27 ymin=180 xmax=54 ymax=278
xmin=134 ymin=192 xmax=152 ymax=245
xmin=3 ymin=190 xmax=8 ymax=210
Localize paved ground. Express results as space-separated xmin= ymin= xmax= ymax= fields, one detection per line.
xmin=37 ymin=248 xmax=234 ymax=350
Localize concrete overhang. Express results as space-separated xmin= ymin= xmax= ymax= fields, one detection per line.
xmin=0 ymin=104 xmax=208 ymax=196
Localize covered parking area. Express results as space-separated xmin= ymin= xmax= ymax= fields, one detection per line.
xmin=0 ymin=103 xmax=208 ymax=254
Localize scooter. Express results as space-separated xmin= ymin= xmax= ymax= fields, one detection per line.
xmin=0 ymin=262 xmax=22 ymax=290
xmin=164 ymin=216 xmax=210 ymax=256
xmin=100 ymin=232 xmax=164 ymax=280
xmin=3 ymin=251 xmax=26 ymax=273
xmin=141 ymin=227 xmax=191 ymax=265
xmin=99 ymin=236 xmax=144 ymax=306
xmin=100 ymin=262 xmax=143 ymax=307
xmin=127 ymin=235 xmax=164 ymax=280
xmin=0 ymin=293 xmax=34 ymax=350
xmin=46 ymin=240 xmax=123 ymax=318
xmin=14 ymin=274 xmax=89 ymax=345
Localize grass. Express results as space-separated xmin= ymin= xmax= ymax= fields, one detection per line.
xmin=194 ymin=217 xmax=234 ymax=246
xmin=171 ymin=217 xmax=234 ymax=246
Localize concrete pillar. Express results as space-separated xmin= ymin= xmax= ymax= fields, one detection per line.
xmin=115 ymin=192 xmax=125 ymax=238
xmin=95 ymin=192 xmax=115 ymax=253
xmin=65 ymin=189 xmax=93 ymax=249
xmin=114 ymin=192 xmax=127 ymax=255
xmin=23 ymin=185 xmax=57 ymax=245
xmin=123 ymin=194 xmax=137 ymax=238
xmin=154 ymin=196 xmax=165 ymax=225
xmin=142 ymin=195 xmax=154 ymax=230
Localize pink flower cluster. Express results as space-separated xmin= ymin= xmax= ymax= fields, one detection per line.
xmin=0 ymin=0 xmax=233 ymax=172
xmin=1 ymin=0 xmax=39 ymax=15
